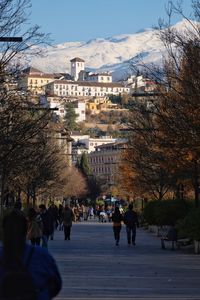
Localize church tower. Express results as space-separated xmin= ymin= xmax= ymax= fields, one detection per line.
xmin=70 ymin=57 xmax=85 ymax=81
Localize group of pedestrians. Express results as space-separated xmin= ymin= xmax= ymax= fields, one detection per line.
xmin=112 ymin=203 xmax=139 ymax=246
xmin=27 ymin=204 xmax=55 ymax=248
xmin=26 ymin=203 xmax=77 ymax=245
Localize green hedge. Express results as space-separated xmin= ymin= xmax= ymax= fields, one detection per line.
xmin=143 ymin=199 xmax=191 ymax=226
xmin=176 ymin=208 xmax=200 ymax=240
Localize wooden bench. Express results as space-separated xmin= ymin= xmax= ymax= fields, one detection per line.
xmin=177 ymin=238 xmax=192 ymax=249
xmin=161 ymin=237 xmax=192 ymax=250
xmin=160 ymin=226 xmax=177 ymax=250
xmin=161 ymin=237 xmax=176 ymax=250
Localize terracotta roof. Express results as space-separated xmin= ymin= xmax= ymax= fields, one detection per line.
xmin=88 ymin=73 xmax=112 ymax=77
xmin=27 ymin=74 xmax=55 ymax=79
xmin=70 ymin=57 xmax=85 ymax=62
xmin=22 ymin=67 xmax=43 ymax=75
xmin=50 ymin=80 xmax=128 ymax=88
xmin=50 ymin=80 xmax=78 ymax=84
xmin=95 ymin=141 xmax=127 ymax=149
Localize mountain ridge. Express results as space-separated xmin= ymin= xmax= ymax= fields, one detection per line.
xmin=30 ymin=19 xmax=196 ymax=81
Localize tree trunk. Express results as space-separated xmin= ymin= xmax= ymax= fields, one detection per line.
xmin=194 ymin=160 xmax=199 ymax=208
xmin=32 ymin=186 xmax=36 ymax=207
xmin=0 ymin=164 xmax=6 ymax=215
xmin=26 ymin=187 xmax=30 ymax=207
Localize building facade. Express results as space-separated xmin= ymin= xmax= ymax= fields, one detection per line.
xmin=88 ymin=142 xmax=126 ymax=186
xmin=46 ymin=80 xmax=130 ymax=98
xmin=40 ymin=96 xmax=86 ymax=122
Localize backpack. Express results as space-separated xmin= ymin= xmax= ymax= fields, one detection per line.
xmin=1 ymin=247 xmax=37 ymax=300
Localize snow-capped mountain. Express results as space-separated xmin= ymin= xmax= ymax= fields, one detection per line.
xmin=30 ymin=19 xmax=196 ymax=81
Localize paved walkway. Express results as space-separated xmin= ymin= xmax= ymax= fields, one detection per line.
xmin=48 ymin=221 xmax=200 ymax=300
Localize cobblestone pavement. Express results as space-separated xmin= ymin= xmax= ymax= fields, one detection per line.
xmin=48 ymin=221 xmax=200 ymax=300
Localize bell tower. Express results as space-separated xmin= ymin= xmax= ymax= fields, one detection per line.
xmin=70 ymin=57 xmax=85 ymax=81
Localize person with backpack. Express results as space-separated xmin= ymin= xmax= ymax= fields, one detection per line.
xmin=123 ymin=203 xmax=139 ymax=246
xmin=112 ymin=206 xmax=123 ymax=246
xmin=0 ymin=209 xmax=62 ymax=300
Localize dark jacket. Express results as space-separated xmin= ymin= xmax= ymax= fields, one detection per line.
xmin=40 ymin=210 xmax=54 ymax=236
xmin=62 ymin=208 xmax=74 ymax=227
xmin=124 ymin=210 xmax=139 ymax=228
xmin=0 ymin=244 xmax=62 ymax=300
xmin=112 ymin=212 xmax=123 ymax=226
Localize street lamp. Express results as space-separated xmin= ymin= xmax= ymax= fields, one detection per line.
xmin=0 ymin=37 xmax=22 ymax=42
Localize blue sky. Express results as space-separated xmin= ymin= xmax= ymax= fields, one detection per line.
xmin=30 ymin=0 xmax=193 ymax=44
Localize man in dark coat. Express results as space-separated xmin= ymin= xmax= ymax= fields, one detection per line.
xmin=124 ymin=203 xmax=139 ymax=246
xmin=39 ymin=204 xmax=54 ymax=247
xmin=62 ymin=204 xmax=74 ymax=240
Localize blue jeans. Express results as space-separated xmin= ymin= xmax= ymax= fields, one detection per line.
xmin=126 ymin=226 xmax=136 ymax=245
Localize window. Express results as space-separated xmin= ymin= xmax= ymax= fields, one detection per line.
xmin=107 ymin=77 xmax=110 ymax=81
xmin=35 ymin=80 xmax=37 ymax=84
xmin=101 ymin=77 xmax=104 ymax=80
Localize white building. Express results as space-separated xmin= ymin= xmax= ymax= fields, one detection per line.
xmin=40 ymin=96 xmax=86 ymax=122
xmin=70 ymin=57 xmax=85 ymax=81
xmin=86 ymin=72 xmax=112 ymax=83
xmin=74 ymin=100 xmax=86 ymax=122
xmin=71 ymin=135 xmax=117 ymax=153
xmin=45 ymin=80 xmax=130 ymax=98
xmin=126 ymin=75 xmax=157 ymax=93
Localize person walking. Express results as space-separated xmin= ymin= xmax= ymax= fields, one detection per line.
xmin=62 ymin=204 xmax=74 ymax=240
xmin=58 ymin=204 xmax=64 ymax=230
xmin=124 ymin=203 xmax=139 ymax=246
xmin=27 ymin=207 xmax=43 ymax=246
xmin=38 ymin=204 xmax=54 ymax=248
xmin=48 ymin=203 xmax=58 ymax=240
xmin=112 ymin=206 xmax=123 ymax=246
xmin=0 ymin=209 xmax=62 ymax=300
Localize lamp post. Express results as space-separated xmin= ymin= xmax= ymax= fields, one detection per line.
xmin=0 ymin=37 xmax=22 ymax=42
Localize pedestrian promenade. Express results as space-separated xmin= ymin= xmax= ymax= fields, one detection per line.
xmin=49 ymin=221 xmax=200 ymax=300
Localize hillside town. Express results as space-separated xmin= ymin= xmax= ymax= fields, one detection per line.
xmin=12 ymin=57 xmax=157 ymax=196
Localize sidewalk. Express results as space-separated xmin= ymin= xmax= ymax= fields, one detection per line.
xmin=49 ymin=221 xmax=200 ymax=299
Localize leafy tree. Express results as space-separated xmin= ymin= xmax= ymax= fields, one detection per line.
xmin=79 ymin=152 xmax=90 ymax=177
xmin=64 ymin=102 xmax=79 ymax=131
xmin=0 ymin=0 xmax=50 ymax=211
xmin=122 ymin=1 xmax=200 ymax=204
